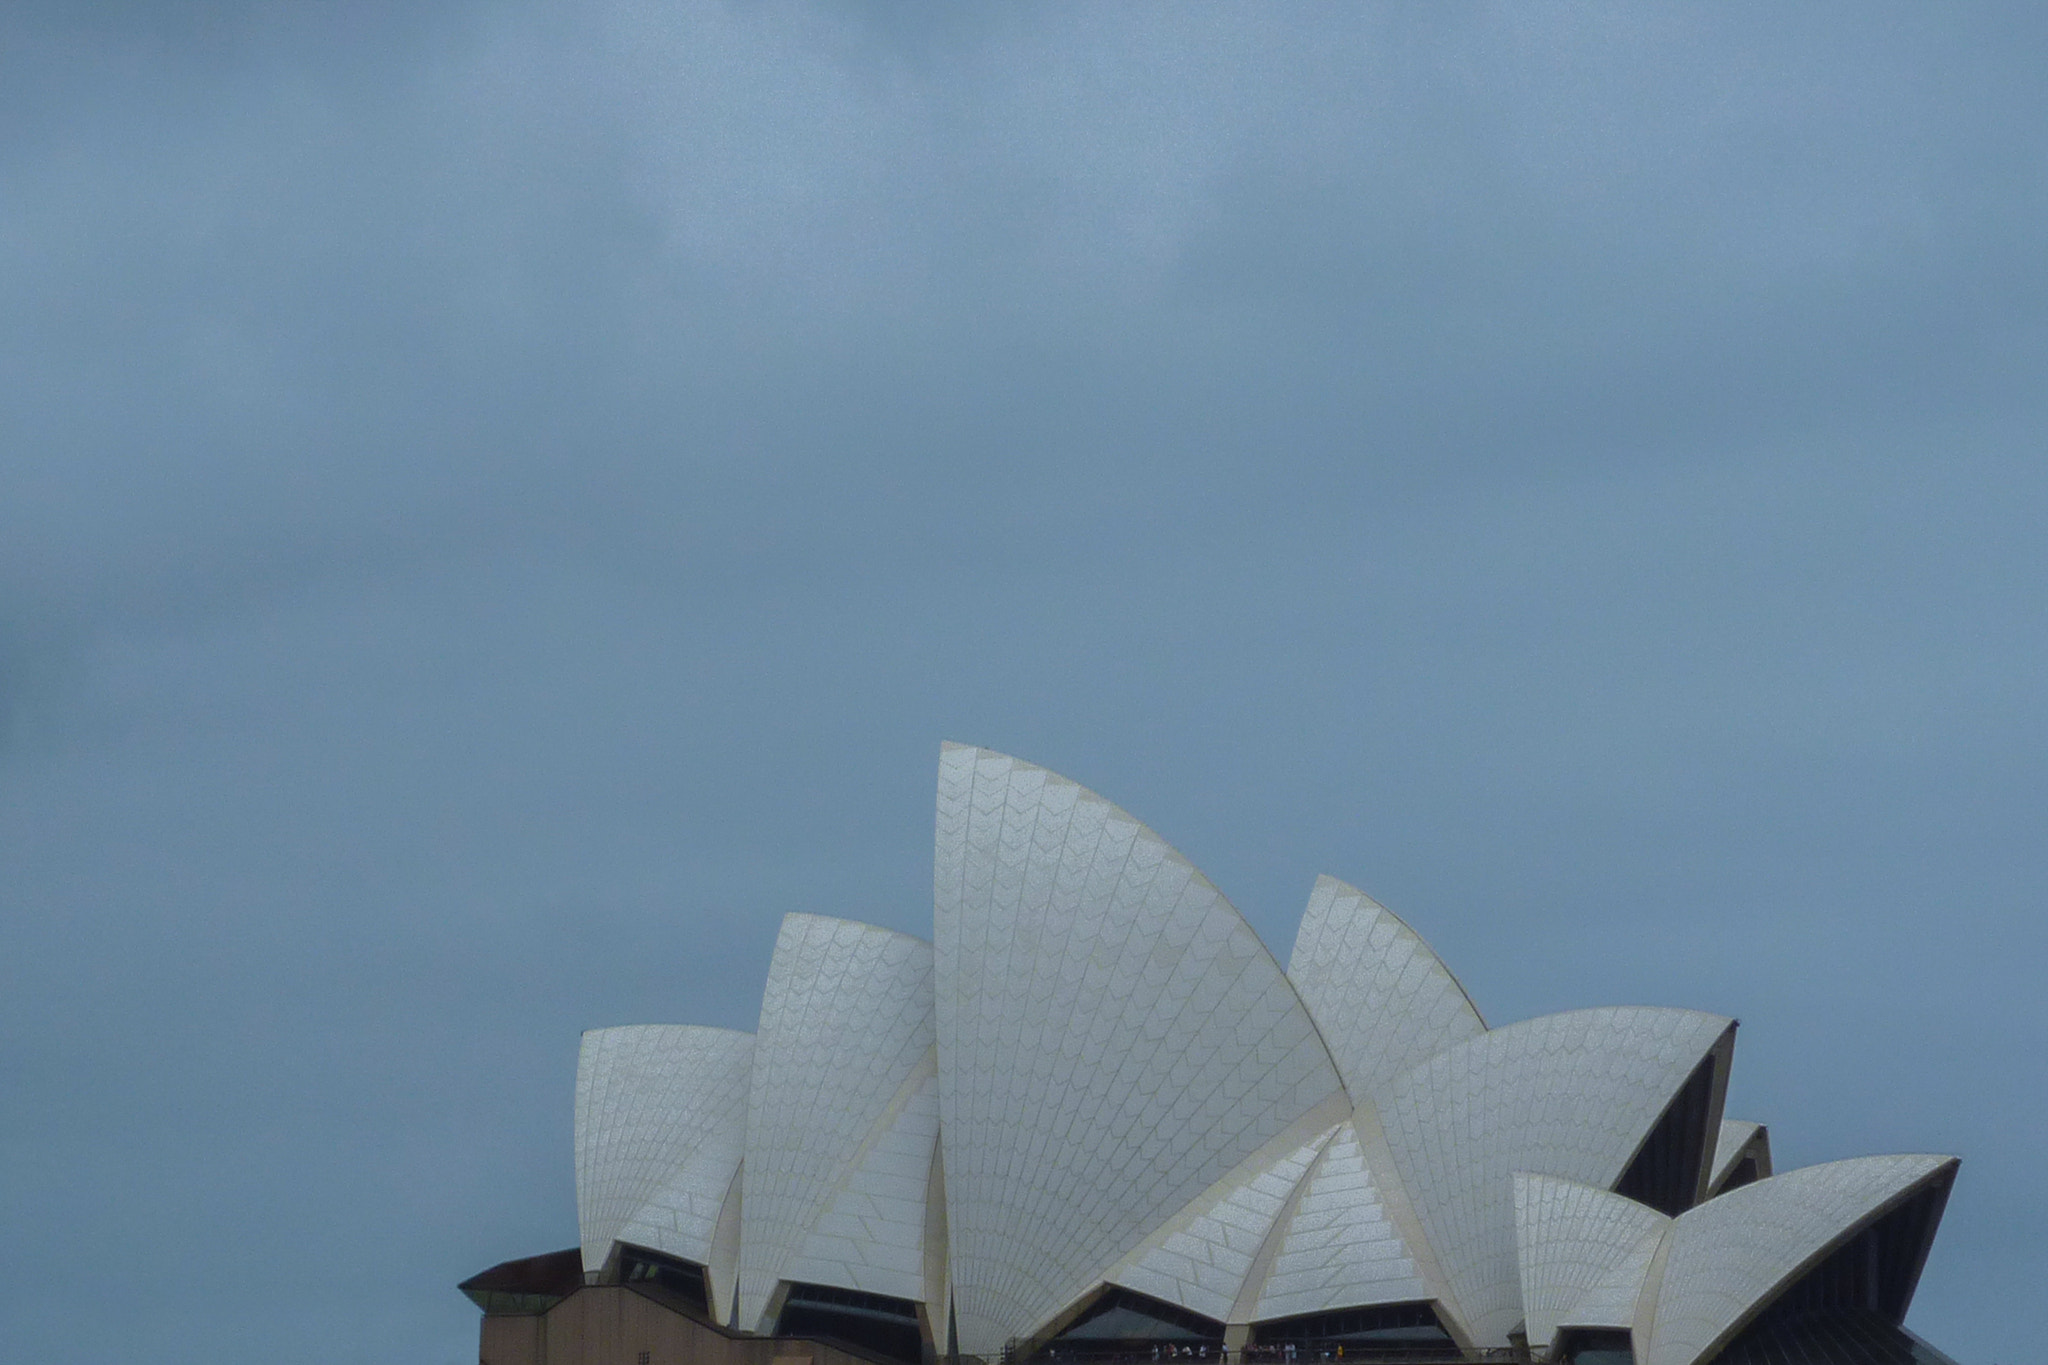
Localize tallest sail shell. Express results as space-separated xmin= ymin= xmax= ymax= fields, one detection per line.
xmin=933 ymin=745 xmax=1346 ymax=1356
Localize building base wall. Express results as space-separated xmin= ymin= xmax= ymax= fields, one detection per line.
xmin=482 ymin=1313 xmax=545 ymax=1365
xmin=479 ymin=1286 xmax=893 ymax=1365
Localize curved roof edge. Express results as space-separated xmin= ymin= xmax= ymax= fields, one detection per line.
xmin=1707 ymin=1120 xmax=1772 ymax=1197
xmin=575 ymin=1024 xmax=755 ymax=1275
xmin=1287 ymin=876 xmax=1486 ymax=1096
xmin=1643 ymin=1154 xmax=1960 ymax=1365
xmin=778 ymin=908 xmax=931 ymax=949
xmin=1513 ymin=1174 xmax=1670 ymax=1358
xmin=934 ymin=744 xmax=1347 ymax=1355
xmin=739 ymin=912 xmax=936 ymax=1327
xmin=1372 ymin=1006 xmax=1735 ymax=1346
xmin=1249 ymin=1115 xmax=1434 ymax=1323
xmin=1102 ymin=1098 xmax=1348 ymax=1324
xmin=778 ymin=1051 xmax=940 ymax=1306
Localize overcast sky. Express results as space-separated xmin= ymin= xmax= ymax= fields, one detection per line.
xmin=3 ymin=5 xmax=2043 ymax=1363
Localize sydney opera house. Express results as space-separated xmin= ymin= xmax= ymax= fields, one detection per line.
xmin=462 ymin=746 xmax=1960 ymax=1365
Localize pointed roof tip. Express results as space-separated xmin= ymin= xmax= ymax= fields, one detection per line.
xmin=1881 ymin=1152 xmax=1962 ymax=1176
xmin=1645 ymin=1152 xmax=1961 ymax=1365
xmin=580 ymin=1023 xmax=757 ymax=1041
xmin=1297 ymin=873 xmax=1488 ymax=1031
xmin=776 ymin=910 xmax=933 ymax=948
xmin=939 ymin=740 xmax=1042 ymax=764
xmin=1710 ymin=1119 xmax=1770 ymax=1188
xmin=939 ymin=746 xmax=1210 ymax=884
xmin=1305 ymin=874 xmax=1394 ymax=924
xmin=931 ymin=742 xmax=1345 ymax=1351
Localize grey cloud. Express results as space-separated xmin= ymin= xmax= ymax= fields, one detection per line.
xmin=2 ymin=4 xmax=2043 ymax=1362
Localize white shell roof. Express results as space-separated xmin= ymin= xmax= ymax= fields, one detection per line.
xmin=739 ymin=913 xmax=936 ymax=1328
xmin=1372 ymin=1006 xmax=1734 ymax=1345
xmin=1251 ymin=1119 xmax=1432 ymax=1322
xmin=1287 ymin=876 xmax=1486 ymax=1098
xmin=547 ymin=749 xmax=1964 ymax=1364
xmin=1109 ymin=1117 xmax=1341 ymax=1323
xmin=934 ymin=745 xmax=1347 ymax=1356
xmin=1643 ymin=1154 xmax=1957 ymax=1365
xmin=1513 ymin=1174 xmax=1670 ymax=1357
xmin=780 ymin=1058 xmax=940 ymax=1304
xmin=575 ymin=1024 xmax=754 ymax=1275
xmin=1707 ymin=1120 xmax=1771 ymax=1195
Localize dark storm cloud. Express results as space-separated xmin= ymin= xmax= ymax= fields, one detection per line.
xmin=2 ymin=5 xmax=2044 ymax=1363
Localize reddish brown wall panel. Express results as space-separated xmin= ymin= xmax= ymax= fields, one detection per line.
xmin=480 ymin=1312 xmax=543 ymax=1365
xmin=478 ymin=1287 xmax=893 ymax=1365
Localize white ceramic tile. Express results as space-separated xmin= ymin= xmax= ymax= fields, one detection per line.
xmin=738 ymin=914 xmax=936 ymax=1327
xmin=1646 ymin=1155 xmax=1956 ymax=1365
xmin=1372 ymin=1007 xmax=1733 ymax=1344
xmin=1513 ymin=1174 xmax=1669 ymax=1356
xmin=576 ymin=1025 xmax=754 ymax=1275
xmin=935 ymin=746 xmax=1345 ymax=1356
xmin=1705 ymin=1120 xmax=1772 ymax=1196
xmin=1287 ymin=877 xmax=1486 ymax=1098
xmin=1253 ymin=1121 xmax=1430 ymax=1321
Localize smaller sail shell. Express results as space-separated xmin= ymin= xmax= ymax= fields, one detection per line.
xmin=575 ymin=1025 xmax=754 ymax=1275
xmin=738 ymin=914 xmax=936 ymax=1327
xmin=1251 ymin=1119 xmax=1432 ymax=1322
xmin=1287 ymin=876 xmax=1486 ymax=1098
xmin=779 ymin=1059 xmax=940 ymax=1303
xmin=1645 ymin=1154 xmax=1958 ymax=1365
xmin=1109 ymin=1122 xmax=1341 ymax=1323
xmin=1373 ymin=1006 xmax=1734 ymax=1345
xmin=1513 ymin=1174 xmax=1670 ymax=1357
xmin=1706 ymin=1120 xmax=1772 ymax=1196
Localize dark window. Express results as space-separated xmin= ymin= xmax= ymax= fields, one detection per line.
xmin=1741 ymin=1173 xmax=1952 ymax=1328
xmin=1616 ymin=1048 xmax=1720 ymax=1215
xmin=1719 ymin=1155 xmax=1761 ymax=1194
xmin=1250 ymin=1301 xmax=1451 ymax=1350
xmin=1708 ymin=1308 xmax=1960 ymax=1365
xmin=458 ymin=1247 xmax=583 ymax=1316
xmin=615 ymin=1245 xmax=711 ymax=1319
xmin=777 ymin=1282 xmax=926 ymax=1364
xmin=1039 ymin=1287 xmax=1224 ymax=1357
xmin=1708 ymin=1170 xmax=1961 ymax=1365
xmin=1557 ymin=1328 xmax=1634 ymax=1365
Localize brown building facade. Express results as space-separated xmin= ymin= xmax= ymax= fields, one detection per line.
xmin=466 ymin=1250 xmax=912 ymax=1365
